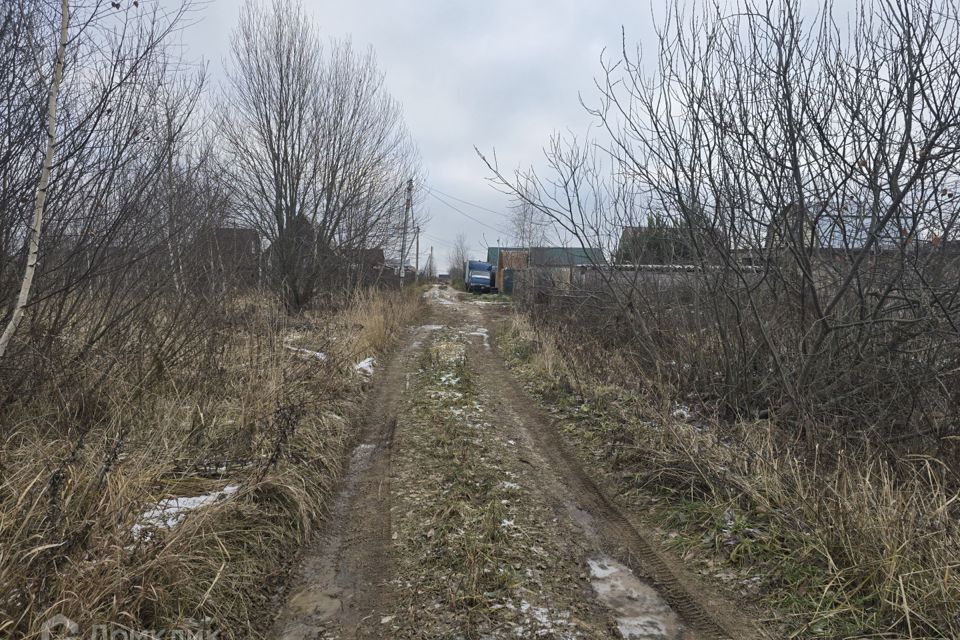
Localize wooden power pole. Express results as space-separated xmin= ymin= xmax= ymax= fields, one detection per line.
xmin=399 ymin=178 xmax=412 ymax=287
xmin=415 ymin=225 xmax=420 ymax=284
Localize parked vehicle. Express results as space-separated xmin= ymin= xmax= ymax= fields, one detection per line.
xmin=464 ymin=260 xmax=496 ymax=293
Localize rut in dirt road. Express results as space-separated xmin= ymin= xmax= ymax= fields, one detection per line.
xmin=271 ymin=322 xmax=432 ymax=640
xmin=273 ymin=287 xmax=758 ymax=639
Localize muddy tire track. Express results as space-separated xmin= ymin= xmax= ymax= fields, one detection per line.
xmin=272 ymin=324 xmax=429 ymax=640
xmin=273 ymin=287 xmax=760 ymax=639
xmin=457 ymin=294 xmax=759 ymax=640
xmin=480 ymin=347 xmax=751 ymax=639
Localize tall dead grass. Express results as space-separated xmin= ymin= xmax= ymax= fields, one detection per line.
xmin=500 ymin=313 xmax=960 ymax=639
xmin=0 ymin=287 xmax=422 ymax=639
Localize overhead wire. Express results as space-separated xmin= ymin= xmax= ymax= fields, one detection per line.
xmin=425 ymin=188 xmax=512 ymax=237
xmin=426 ymin=186 xmax=508 ymax=217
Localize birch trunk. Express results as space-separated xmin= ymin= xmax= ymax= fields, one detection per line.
xmin=0 ymin=0 xmax=69 ymax=359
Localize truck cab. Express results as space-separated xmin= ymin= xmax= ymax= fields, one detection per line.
xmin=464 ymin=260 xmax=496 ymax=293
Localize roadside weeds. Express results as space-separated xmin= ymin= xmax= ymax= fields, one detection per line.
xmin=1 ymin=289 xmax=423 ymax=639
xmin=496 ymin=312 xmax=960 ymax=640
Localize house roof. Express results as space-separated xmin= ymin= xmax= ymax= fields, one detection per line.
xmin=767 ymin=203 xmax=914 ymax=250
xmin=341 ymin=247 xmax=385 ymax=266
xmin=529 ymin=246 xmax=604 ymax=267
xmin=487 ymin=246 xmax=525 ymax=264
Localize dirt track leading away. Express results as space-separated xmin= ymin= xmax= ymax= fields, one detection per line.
xmin=272 ymin=286 xmax=759 ymax=639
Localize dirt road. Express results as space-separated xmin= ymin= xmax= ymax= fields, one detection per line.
xmin=272 ymin=286 xmax=757 ymax=639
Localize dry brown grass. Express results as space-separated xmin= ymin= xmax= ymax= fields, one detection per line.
xmin=0 ymin=287 xmax=422 ymax=639
xmin=499 ymin=313 xmax=960 ymax=639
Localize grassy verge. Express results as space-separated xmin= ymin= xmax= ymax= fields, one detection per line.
xmin=1 ymin=288 xmax=422 ymax=639
xmin=497 ymin=313 xmax=960 ymax=640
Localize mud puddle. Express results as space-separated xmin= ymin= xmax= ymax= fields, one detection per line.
xmin=588 ymin=556 xmax=684 ymax=639
xmin=563 ymin=500 xmax=685 ymax=639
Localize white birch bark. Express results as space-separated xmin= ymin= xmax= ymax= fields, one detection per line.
xmin=0 ymin=0 xmax=70 ymax=359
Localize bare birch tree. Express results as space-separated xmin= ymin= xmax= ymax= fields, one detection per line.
xmin=0 ymin=0 xmax=68 ymax=359
xmin=0 ymin=1 xmax=222 ymax=396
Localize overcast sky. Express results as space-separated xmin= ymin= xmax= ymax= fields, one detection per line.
xmin=159 ymin=0 xmax=664 ymax=270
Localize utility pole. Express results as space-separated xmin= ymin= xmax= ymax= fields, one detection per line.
xmin=414 ymin=225 xmax=420 ymax=284
xmin=399 ymin=178 xmax=412 ymax=287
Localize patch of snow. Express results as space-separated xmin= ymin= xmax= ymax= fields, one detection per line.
xmin=355 ymin=357 xmax=376 ymax=375
xmin=351 ymin=443 xmax=376 ymax=465
xmin=133 ymin=485 xmax=239 ymax=537
xmin=430 ymin=390 xmax=464 ymax=401
xmin=516 ymin=600 xmax=574 ymax=637
xmin=285 ymin=346 xmax=327 ymax=361
xmin=671 ymin=405 xmax=691 ymax=421
xmin=427 ymin=287 xmax=456 ymax=305
xmin=440 ymin=373 xmax=459 ymax=386
xmin=463 ymin=327 xmax=490 ymax=349
xmin=419 ymin=324 xmax=445 ymax=331
xmin=587 ymin=558 xmax=619 ymax=579
xmin=500 ymin=481 xmax=520 ymax=491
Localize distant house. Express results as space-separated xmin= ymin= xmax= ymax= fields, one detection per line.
xmin=484 ymin=246 xmax=604 ymax=294
xmin=197 ymin=227 xmax=260 ymax=288
xmin=489 ymin=248 xmax=528 ymax=294
xmin=383 ymin=258 xmax=416 ymax=276
xmin=616 ymin=225 xmax=692 ymax=264
xmin=523 ymin=246 xmax=605 ymax=293
xmin=528 ymin=246 xmax=604 ymax=267
xmin=487 ymin=246 xmax=522 ymax=265
xmin=341 ymin=247 xmax=385 ymax=270
xmin=765 ymin=203 xmax=911 ymax=253
xmin=331 ymin=247 xmax=386 ymax=288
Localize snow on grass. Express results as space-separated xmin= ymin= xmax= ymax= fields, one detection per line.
xmin=285 ymin=346 xmax=327 ymax=361
xmin=462 ymin=327 xmax=490 ymax=349
xmin=505 ymin=599 xmax=577 ymax=638
xmin=671 ymin=404 xmax=691 ymax=420
xmin=132 ymin=485 xmax=239 ymax=538
xmin=426 ymin=287 xmax=455 ymax=305
xmin=355 ymin=357 xmax=376 ymax=375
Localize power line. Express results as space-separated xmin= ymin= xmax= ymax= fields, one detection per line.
xmin=427 ymin=187 xmax=507 ymax=217
xmin=426 ymin=189 xmax=512 ymax=237
xmin=421 ymin=232 xmax=456 ymax=248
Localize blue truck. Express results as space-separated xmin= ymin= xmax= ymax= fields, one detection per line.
xmin=464 ymin=260 xmax=496 ymax=293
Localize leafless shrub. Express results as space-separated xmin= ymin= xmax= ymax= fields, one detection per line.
xmin=487 ymin=0 xmax=960 ymax=447
xmin=503 ymin=312 xmax=960 ymax=637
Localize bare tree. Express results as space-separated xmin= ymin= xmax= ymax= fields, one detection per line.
xmin=222 ymin=0 xmax=421 ymax=310
xmin=447 ymin=233 xmax=470 ymax=287
xmin=486 ymin=0 xmax=960 ymax=444
xmin=509 ymin=178 xmax=551 ymax=247
xmin=0 ymin=0 xmax=68 ymax=359
xmin=0 ymin=0 xmax=230 ymax=401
